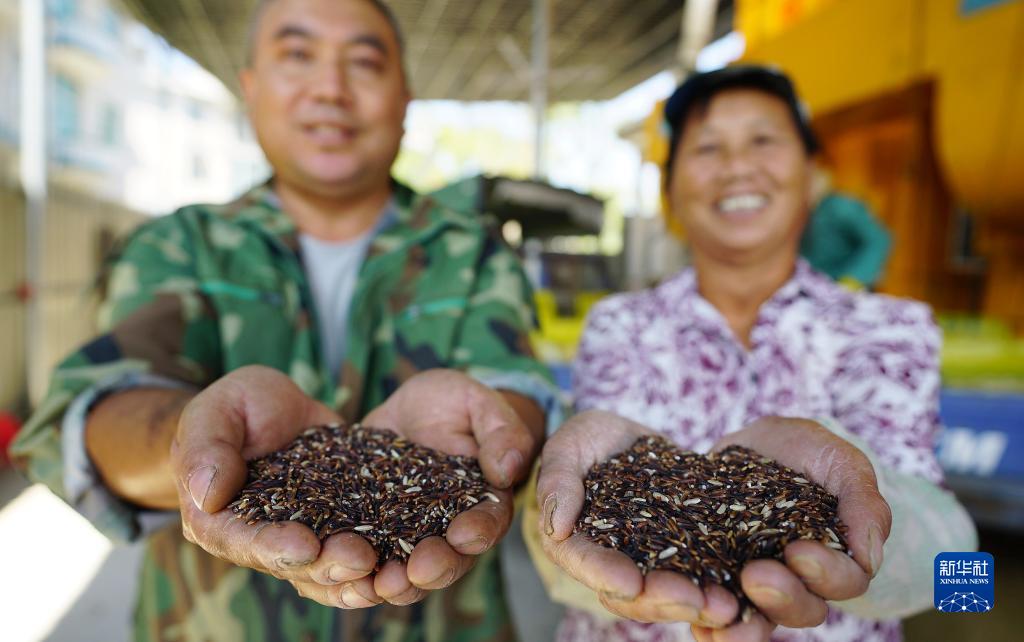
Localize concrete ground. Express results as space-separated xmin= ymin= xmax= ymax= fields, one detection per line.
xmin=2 ymin=467 xmax=1021 ymax=642
xmin=0 ymin=468 xmax=561 ymax=642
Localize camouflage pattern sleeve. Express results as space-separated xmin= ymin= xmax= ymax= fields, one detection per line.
xmin=96 ymin=210 xmax=223 ymax=384
xmin=9 ymin=211 xmax=222 ymax=541
xmin=453 ymin=231 xmax=564 ymax=432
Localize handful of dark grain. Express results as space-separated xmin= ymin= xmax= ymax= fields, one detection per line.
xmin=575 ymin=436 xmax=850 ymax=623
xmin=229 ymin=423 xmax=499 ymax=566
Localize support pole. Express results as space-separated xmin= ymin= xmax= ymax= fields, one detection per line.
xmin=677 ymin=0 xmax=719 ymax=77
xmin=531 ymin=0 xmax=549 ymax=180
xmin=20 ymin=0 xmax=46 ymax=404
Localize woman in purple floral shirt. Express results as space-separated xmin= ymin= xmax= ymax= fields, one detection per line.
xmin=529 ymin=66 xmax=975 ymax=642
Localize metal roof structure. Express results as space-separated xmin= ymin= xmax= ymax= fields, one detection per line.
xmin=117 ymin=0 xmax=733 ymax=102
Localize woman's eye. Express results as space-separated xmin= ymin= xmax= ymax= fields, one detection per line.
xmin=753 ymin=134 xmax=776 ymax=146
xmin=695 ymin=143 xmax=719 ymax=155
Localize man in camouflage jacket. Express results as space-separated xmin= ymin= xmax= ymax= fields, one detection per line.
xmin=11 ymin=1 xmax=559 ymax=640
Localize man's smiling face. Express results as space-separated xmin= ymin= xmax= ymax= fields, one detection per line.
xmin=241 ymin=0 xmax=409 ymax=198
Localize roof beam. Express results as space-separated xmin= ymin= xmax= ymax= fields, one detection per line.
xmin=468 ymin=0 xmax=600 ymax=101
xmin=180 ymin=0 xmax=239 ymax=91
xmin=557 ymin=3 xmax=681 ymax=100
xmin=406 ymin=0 xmax=453 ymax=89
xmin=114 ymin=0 xmax=721 ymax=104
xmin=476 ymin=0 xmax=670 ymax=101
xmin=422 ymin=0 xmax=506 ymax=99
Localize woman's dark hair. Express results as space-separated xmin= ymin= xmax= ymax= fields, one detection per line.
xmin=663 ymin=65 xmax=819 ymax=183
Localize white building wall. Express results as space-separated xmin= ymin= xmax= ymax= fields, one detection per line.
xmin=0 ymin=0 xmax=268 ymax=407
xmin=0 ymin=0 xmax=267 ymax=213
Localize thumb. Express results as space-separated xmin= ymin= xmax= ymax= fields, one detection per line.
xmin=535 ymin=410 xmax=651 ymax=541
xmin=468 ymin=384 xmax=536 ymax=489
xmin=172 ymin=393 xmax=248 ymax=514
xmin=829 ymin=451 xmax=891 ymax=577
xmin=536 ymin=429 xmax=588 ymax=541
xmin=171 ymin=368 xmax=343 ymax=515
xmin=785 ymin=426 xmax=892 ymax=578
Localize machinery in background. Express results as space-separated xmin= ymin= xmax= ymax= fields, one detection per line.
xmin=433 ymin=175 xmax=618 ymax=369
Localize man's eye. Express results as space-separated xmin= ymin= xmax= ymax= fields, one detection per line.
xmin=284 ymin=48 xmax=312 ymax=62
xmin=352 ymin=57 xmax=384 ymax=71
xmin=753 ymin=134 xmax=776 ymax=146
xmin=695 ymin=143 xmax=719 ymax=155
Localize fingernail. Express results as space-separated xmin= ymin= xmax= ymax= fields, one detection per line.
xmin=341 ymin=582 xmax=380 ymax=607
xmin=327 ymin=564 xmax=358 ymax=583
xmin=276 ymin=556 xmax=312 ymax=569
xmin=427 ymin=566 xmax=457 ymax=588
xmin=869 ymin=525 xmax=884 ymax=577
xmin=451 ymin=535 xmax=489 ymax=553
xmin=500 ymin=449 xmax=523 ymax=484
xmin=543 ymin=494 xmax=557 ymax=536
xmin=357 ymin=583 xmax=383 ymax=604
xmin=342 ymin=557 xmax=376 ymax=574
xmin=187 ymin=465 xmax=216 ymax=511
xmin=392 ymin=586 xmax=424 ymax=606
xmin=791 ymin=555 xmax=824 ymax=582
xmin=748 ymin=585 xmax=791 ymax=606
xmin=339 ymin=584 xmax=360 ymax=608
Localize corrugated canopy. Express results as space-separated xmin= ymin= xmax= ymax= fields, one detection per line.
xmin=118 ymin=0 xmax=733 ymax=102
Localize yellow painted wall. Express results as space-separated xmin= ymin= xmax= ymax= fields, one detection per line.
xmin=739 ymin=0 xmax=839 ymax=51
xmin=922 ymin=0 xmax=1024 ymax=217
xmin=739 ymin=0 xmax=920 ymax=114
xmin=738 ymin=0 xmax=1024 ymax=219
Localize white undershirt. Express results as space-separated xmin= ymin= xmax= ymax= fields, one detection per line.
xmin=298 ymin=230 xmax=374 ymax=379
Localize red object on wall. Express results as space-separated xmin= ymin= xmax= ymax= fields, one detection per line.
xmin=13 ymin=281 xmax=34 ymax=303
xmin=0 ymin=413 xmax=20 ymax=466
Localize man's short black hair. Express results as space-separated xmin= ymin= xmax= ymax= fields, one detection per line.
xmin=663 ymin=65 xmax=819 ymax=183
xmin=245 ymin=0 xmax=406 ymax=70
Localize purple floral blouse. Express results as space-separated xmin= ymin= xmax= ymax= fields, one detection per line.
xmin=561 ymin=260 xmax=943 ymax=642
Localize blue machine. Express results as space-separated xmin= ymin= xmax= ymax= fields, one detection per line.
xmin=938 ymin=390 xmax=1024 ymax=531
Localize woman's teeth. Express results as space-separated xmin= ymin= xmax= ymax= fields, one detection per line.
xmin=717 ymin=194 xmax=767 ymax=213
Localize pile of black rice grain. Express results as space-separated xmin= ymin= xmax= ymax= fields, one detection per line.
xmin=575 ymin=435 xmax=850 ymax=623
xmin=229 ymin=423 xmax=500 ymax=566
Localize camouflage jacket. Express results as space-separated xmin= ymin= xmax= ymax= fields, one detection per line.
xmin=11 ymin=180 xmax=558 ymax=642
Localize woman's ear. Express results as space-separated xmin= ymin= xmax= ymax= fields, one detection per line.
xmin=661 ymin=178 xmax=688 ymax=242
xmin=808 ymin=161 xmax=828 ymax=206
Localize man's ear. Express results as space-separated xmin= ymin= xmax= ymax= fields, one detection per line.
xmin=397 ymin=86 xmax=412 ymax=133
xmin=239 ymin=68 xmax=255 ymax=107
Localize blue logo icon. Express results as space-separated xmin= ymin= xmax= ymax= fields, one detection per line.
xmin=934 ymin=552 xmax=994 ymax=613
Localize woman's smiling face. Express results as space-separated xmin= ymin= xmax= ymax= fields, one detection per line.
xmin=669 ymin=88 xmax=814 ymax=264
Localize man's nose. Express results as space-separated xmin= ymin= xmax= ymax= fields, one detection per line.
xmin=311 ymin=61 xmax=353 ymax=105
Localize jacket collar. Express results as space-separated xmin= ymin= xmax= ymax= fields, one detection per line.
xmin=220 ymin=177 xmax=478 ymax=257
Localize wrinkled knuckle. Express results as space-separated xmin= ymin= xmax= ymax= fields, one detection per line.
xmin=540 ymin=537 xmax=559 ymax=560
xmin=290 ymin=581 xmax=309 ymax=599
xmin=878 ymin=496 xmax=894 ymax=524
xmin=598 ymin=597 xmax=630 ymax=620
